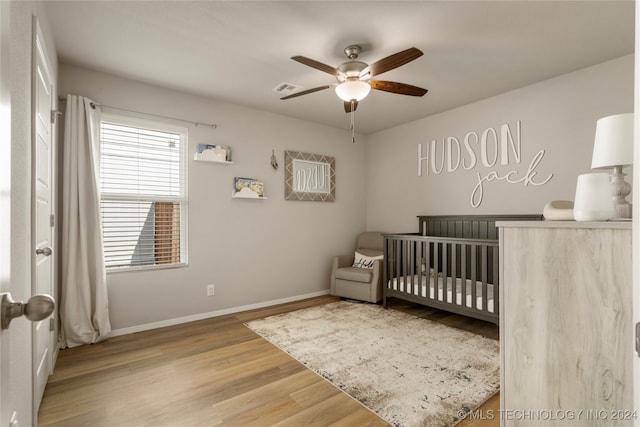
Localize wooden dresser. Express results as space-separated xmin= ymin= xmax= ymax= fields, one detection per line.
xmin=497 ymin=221 xmax=633 ymax=426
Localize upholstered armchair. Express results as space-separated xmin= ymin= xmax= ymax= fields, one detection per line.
xmin=330 ymin=231 xmax=385 ymax=303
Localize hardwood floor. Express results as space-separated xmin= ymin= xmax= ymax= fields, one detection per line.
xmin=38 ymin=295 xmax=499 ymax=427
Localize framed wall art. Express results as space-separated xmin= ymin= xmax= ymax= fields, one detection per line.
xmin=284 ymin=150 xmax=335 ymax=202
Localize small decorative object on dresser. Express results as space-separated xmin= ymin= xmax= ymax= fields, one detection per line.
xmin=573 ymin=173 xmax=614 ymax=221
xmin=542 ymin=200 xmax=574 ymax=220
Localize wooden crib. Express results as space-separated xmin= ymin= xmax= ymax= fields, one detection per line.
xmin=383 ymin=215 xmax=541 ymax=324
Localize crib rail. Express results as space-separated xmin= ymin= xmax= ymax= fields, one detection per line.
xmin=383 ymin=233 xmax=499 ymax=324
xmin=418 ymin=214 xmax=541 ymax=239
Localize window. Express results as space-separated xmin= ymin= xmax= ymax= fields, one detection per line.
xmin=99 ymin=114 xmax=187 ymax=270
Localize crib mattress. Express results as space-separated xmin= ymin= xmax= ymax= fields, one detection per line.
xmin=388 ymin=275 xmax=494 ymax=313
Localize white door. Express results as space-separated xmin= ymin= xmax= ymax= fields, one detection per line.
xmin=32 ymin=18 xmax=56 ymax=415
xmin=0 ymin=2 xmax=10 ymax=424
xmin=634 ymin=3 xmax=640 ymax=425
xmin=1 ymin=3 xmax=32 ymax=427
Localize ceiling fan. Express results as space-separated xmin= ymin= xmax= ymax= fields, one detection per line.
xmin=280 ymin=45 xmax=428 ymax=113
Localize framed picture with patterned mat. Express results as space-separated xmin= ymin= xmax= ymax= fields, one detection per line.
xmin=284 ymin=150 xmax=335 ymax=202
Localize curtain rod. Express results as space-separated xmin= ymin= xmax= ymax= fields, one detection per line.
xmin=58 ymin=96 xmax=217 ymax=129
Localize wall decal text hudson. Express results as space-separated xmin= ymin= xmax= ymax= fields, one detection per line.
xmin=417 ymin=120 xmax=553 ymax=207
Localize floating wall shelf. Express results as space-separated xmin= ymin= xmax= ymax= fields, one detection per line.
xmin=194 ymin=144 xmax=232 ymax=163
xmin=193 ymin=153 xmax=234 ymax=164
xmin=232 ymin=187 xmax=266 ymax=199
xmin=233 ymin=178 xmax=264 ymax=199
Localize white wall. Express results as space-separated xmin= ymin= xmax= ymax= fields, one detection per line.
xmin=366 ymin=55 xmax=634 ymax=233
xmin=58 ymin=64 xmax=367 ymax=330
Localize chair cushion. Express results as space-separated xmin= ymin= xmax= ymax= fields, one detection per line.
xmin=355 ymin=248 xmax=383 ymax=258
xmin=352 ymin=251 xmax=383 ymax=269
xmin=335 ymin=266 xmax=374 ymax=283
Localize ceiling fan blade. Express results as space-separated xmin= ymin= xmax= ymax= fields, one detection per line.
xmin=362 ymin=47 xmax=423 ymax=78
xmin=369 ymin=80 xmax=428 ymax=97
xmin=291 ymin=56 xmax=338 ymax=76
xmin=280 ymin=85 xmax=332 ymax=100
xmin=343 ymin=100 xmax=358 ymax=113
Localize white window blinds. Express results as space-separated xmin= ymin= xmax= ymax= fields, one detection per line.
xmin=99 ymin=115 xmax=187 ymax=270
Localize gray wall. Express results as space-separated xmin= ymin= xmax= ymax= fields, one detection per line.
xmin=366 ymin=55 xmax=634 ymax=233
xmin=58 ymin=64 xmax=367 ymax=331
xmin=59 ymin=54 xmax=634 ymax=332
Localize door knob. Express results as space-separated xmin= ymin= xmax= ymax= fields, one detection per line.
xmin=35 ymin=246 xmax=52 ymax=256
xmin=1 ymin=293 xmax=55 ymax=330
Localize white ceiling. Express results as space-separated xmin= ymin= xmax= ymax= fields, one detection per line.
xmin=44 ymin=1 xmax=635 ymax=134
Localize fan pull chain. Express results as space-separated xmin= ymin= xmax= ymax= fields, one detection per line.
xmin=350 ymin=100 xmax=356 ymax=143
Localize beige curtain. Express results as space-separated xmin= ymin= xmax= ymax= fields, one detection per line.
xmin=60 ymin=94 xmax=111 ymax=348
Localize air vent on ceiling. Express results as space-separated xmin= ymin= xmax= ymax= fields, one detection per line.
xmin=272 ymin=82 xmax=304 ymax=95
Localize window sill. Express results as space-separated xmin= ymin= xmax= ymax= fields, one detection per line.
xmin=106 ymin=262 xmax=188 ymax=274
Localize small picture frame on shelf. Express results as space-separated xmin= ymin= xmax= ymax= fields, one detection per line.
xmin=195 ymin=144 xmax=232 ymax=162
xmin=234 ymin=177 xmax=264 ymax=198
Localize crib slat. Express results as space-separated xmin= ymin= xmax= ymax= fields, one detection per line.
xmin=405 ymin=239 xmax=410 ymax=293
xmin=440 ymin=242 xmax=446 ymax=302
xmin=435 ymin=241 xmax=439 ymax=301
xmin=408 ymin=239 xmax=412 ymax=294
xmin=411 ymin=239 xmax=417 ymax=294
xmin=451 ymin=242 xmax=457 ymax=306
xmin=406 ymin=239 xmax=412 ymax=295
xmin=471 ymin=244 xmax=477 ymax=310
xmin=482 ymin=245 xmax=488 ymax=313
xmin=425 ymin=240 xmax=431 ymax=299
xmin=416 ymin=239 xmax=422 ymax=298
xmin=399 ymin=238 xmax=404 ymax=294
xmin=461 ymin=243 xmax=467 ymax=308
xmin=395 ymin=239 xmax=401 ymax=292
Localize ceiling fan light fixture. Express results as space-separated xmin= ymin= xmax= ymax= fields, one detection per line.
xmin=335 ymin=80 xmax=371 ymax=102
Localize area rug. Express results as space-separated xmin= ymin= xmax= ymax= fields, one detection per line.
xmin=245 ymin=301 xmax=499 ymax=427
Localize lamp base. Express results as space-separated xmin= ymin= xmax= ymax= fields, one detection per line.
xmin=609 ymin=166 xmax=632 ymax=219
xmin=612 ymin=202 xmax=632 ymax=220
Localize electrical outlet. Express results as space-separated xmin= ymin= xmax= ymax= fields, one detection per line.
xmin=207 ymin=284 xmax=215 ymax=296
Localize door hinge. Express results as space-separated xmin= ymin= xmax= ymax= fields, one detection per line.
xmin=50 ymin=213 xmax=55 ymax=228
xmin=50 ymin=109 xmax=62 ymax=124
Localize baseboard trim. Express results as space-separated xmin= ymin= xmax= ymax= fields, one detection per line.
xmin=109 ymin=289 xmax=330 ymax=337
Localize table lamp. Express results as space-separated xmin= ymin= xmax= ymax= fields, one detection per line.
xmin=591 ymin=113 xmax=634 ymax=219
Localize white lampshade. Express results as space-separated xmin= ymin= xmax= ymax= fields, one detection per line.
xmin=591 ymin=113 xmax=633 ymax=169
xmin=573 ymin=173 xmax=614 ymax=221
xmin=335 ymin=80 xmax=371 ymax=102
